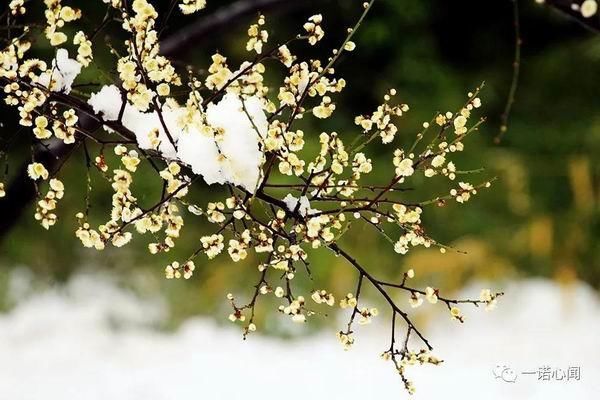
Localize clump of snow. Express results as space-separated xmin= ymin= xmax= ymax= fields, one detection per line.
xmin=87 ymin=85 xmax=180 ymax=158
xmin=176 ymin=128 xmax=224 ymax=185
xmin=88 ymin=85 xmax=122 ymax=121
xmin=176 ymin=93 xmax=270 ymax=191
xmin=204 ymin=93 xmax=268 ymax=191
xmin=88 ymin=86 xmax=268 ymax=192
xmin=38 ymin=49 xmax=82 ymax=94
xmin=122 ymin=105 xmax=181 ymax=159
xmin=283 ymin=193 xmax=319 ymax=216
xmin=0 ymin=275 xmax=598 ymax=399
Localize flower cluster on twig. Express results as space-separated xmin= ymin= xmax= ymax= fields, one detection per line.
xmin=0 ymin=0 xmax=504 ymax=393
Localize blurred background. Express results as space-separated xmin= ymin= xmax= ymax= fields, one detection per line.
xmin=1 ymin=0 xmax=598 ymax=325
xmin=0 ymin=1 xmax=599 ymax=396
xmin=0 ymin=0 xmax=600 ymax=400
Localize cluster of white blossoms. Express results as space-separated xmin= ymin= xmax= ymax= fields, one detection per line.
xmin=0 ymin=0 xmax=504 ymax=393
xmin=34 ymin=179 xmax=65 ymax=230
xmin=165 ymin=260 xmax=196 ymax=279
xmin=339 ymin=293 xmax=359 ymax=309
xmin=199 ymin=234 xmax=225 ymax=259
xmin=246 ymin=15 xmax=268 ymax=54
xmin=279 ymin=296 xmax=309 ymax=323
xmin=311 ymin=289 xmax=335 ymax=306
xmin=336 ymin=331 xmax=355 ymax=350
xmin=381 ymin=348 xmax=442 ymax=394
xmin=303 ymin=14 xmax=325 ymax=45
xmin=452 ymin=181 xmax=480 ymax=203
xmin=393 ymin=150 xmax=415 ymax=178
xmin=73 ymin=31 xmax=93 ymax=67
xmin=357 ymin=306 xmax=379 ymax=325
xmin=43 ymin=0 xmax=81 ymax=46
xmin=356 ymin=89 xmax=409 ymax=144
xmin=479 ymin=288 xmax=500 ymax=311
xmin=25 ymin=159 xmax=64 ymax=230
xmin=9 ymin=0 xmax=26 ymax=16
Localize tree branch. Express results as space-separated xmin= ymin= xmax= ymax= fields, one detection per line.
xmin=0 ymin=138 xmax=75 ymax=238
xmin=0 ymin=0 xmax=315 ymax=241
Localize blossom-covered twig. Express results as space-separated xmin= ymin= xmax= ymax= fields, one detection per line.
xmin=0 ymin=0 xmax=505 ymax=393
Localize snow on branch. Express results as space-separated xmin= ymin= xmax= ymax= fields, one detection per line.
xmin=0 ymin=0 xmax=510 ymax=393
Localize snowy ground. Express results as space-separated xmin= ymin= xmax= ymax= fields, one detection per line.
xmin=0 ymin=272 xmax=598 ymax=399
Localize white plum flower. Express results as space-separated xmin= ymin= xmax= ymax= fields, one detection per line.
xmin=581 ymin=0 xmax=598 ymax=18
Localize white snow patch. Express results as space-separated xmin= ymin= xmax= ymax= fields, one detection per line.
xmin=0 ymin=274 xmax=598 ymax=399
xmin=121 ymin=104 xmax=182 ymax=159
xmin=87 ymin=85 xmax=180 ymax=158
xmin=87 ymin=86 xmax=268 ymax=192
xmin=203 ymin=93 xmax=268 ymax=192
xmin=37 ymin=49 xmax=81 ymax=94
xmin=88 ymin=84 xmax=123 ymax=121
xmin=283 ymin=193 xmax=318 ymax=216
xmin=176 ymin=127 xmax=224 ymax=186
